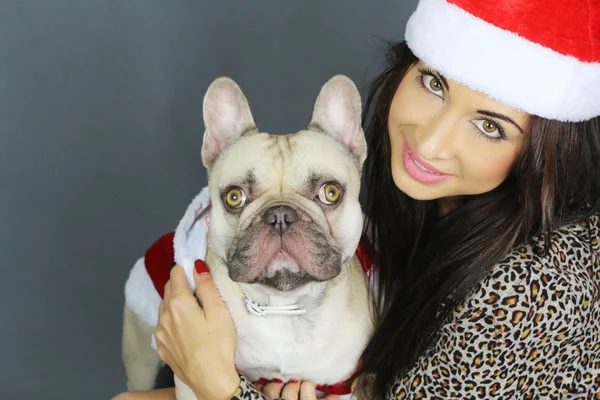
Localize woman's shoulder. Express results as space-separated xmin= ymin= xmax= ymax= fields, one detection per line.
xmin=467 ymin=214 xmax=600 ymax=336
xmin=466 ymin=214 xmax=599 ymax=373
xmin=463 ymin=214 xmax=600 ymax=333
xmin=485 ymin=214 xmax=600 ymax=297
xmin=389 ymin=215 xmax=600 ymax=398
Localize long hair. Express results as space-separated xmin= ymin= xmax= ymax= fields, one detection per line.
xmin=355 ymin=41 xmax=600 ymax=399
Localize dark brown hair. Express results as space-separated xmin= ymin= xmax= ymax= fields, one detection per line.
xmin=355 ymin=41 xmax=600 ymax=399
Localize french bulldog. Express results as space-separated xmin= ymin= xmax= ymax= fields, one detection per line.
xmin=121 ymin=75 xmax=374 ymax=400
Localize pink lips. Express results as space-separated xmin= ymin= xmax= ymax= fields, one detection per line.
xmin=402 ymin=139 xmax=451 ymax=184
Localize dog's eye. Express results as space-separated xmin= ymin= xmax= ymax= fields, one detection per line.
xmin=224 ymin=187 xmax=247 ymax=209
xmin=317 ymin=183 xmax=341 ymax=205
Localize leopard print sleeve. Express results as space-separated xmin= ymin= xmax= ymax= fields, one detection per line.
xmin=389 ymin=217 xmax=600 ymax=399
xmin=230 ymin=374 xmax=272 ymax=400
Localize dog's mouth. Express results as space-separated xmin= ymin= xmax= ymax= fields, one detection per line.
xmin=249 ymin=250 xmax=319 ymax=292
xmin=225 ymin=205 xmax=343 ymax=292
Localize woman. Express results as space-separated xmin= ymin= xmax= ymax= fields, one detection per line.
xmin=115 ymin=0 xmax=600 ymax=398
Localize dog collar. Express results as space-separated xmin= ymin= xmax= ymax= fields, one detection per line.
xmin=244 ymin=298 xmax=307 ymax=317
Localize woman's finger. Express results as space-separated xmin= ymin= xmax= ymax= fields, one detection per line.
xmin=154 ymin=334 xmax=168 ymax=362
xmin=156 ymin=302 xmax=172 ymax=329
xmin=299 ymin=381 xmax=318 ymax=400
xmin=281 ymin=381 xmax=301 ymax=400
xmin=263 ymin=381 xmax=285 ymax=400
xmin=163 ymin=279 xmax=171 ymax=301
xmin=169 ymin=265 xmax=192 ymax=295
xmin=193 ymin=260 xmax=227 ymax=316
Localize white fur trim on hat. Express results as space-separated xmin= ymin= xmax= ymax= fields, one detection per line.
xmin=405 ymin=0 xmax=600 ymax=122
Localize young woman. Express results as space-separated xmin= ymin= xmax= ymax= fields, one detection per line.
xmin=115 ymin=0 xmax=600 ymax=398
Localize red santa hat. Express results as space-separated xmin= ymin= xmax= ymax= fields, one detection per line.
xmin=405 ymin=0 xmax=600 ymax=122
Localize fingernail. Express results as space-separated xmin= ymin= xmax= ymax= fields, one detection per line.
xmin=288 ymin=379 xmax=298 ymax=384
xmin=194 ymin=259 xmax=210 ymax=275
xmin=271 ymin=378 xmax=283 ymax=384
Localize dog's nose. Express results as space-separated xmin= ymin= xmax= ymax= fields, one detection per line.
xmin=263 ymin=205 xmax=298 ymax=235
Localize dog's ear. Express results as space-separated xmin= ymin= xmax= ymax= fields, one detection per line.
xmin=308 ymin=75 xmax=367 ymax=165
xmin=202 ymin=77 xmax=258 ymax=168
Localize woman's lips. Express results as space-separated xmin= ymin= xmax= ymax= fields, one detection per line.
xmin=402 ymin=139 xmax=452 ymax=184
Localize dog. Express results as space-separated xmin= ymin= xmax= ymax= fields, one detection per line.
xmin=122 ymin=75 xmax=374 ymax=399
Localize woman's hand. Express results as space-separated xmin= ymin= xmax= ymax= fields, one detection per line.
xmin=154 ymin=261 xmax=240 ymax=400
xmin=255 ymin=380 xmax=340 ymax=400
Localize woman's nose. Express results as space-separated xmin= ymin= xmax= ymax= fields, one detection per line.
xmin=415 ymin=113 xmax=458 ymax=160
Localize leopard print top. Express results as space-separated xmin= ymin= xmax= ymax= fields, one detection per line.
xmin=231 ymin=215 xmax=600 ymax=399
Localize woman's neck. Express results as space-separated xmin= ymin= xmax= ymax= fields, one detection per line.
xmin=438 ymin=196 xmax=463 ymax=216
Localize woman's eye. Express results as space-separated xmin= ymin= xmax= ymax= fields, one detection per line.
xmin=473 ymin=119 xmax=502 ymax=138
xmin=422 ymin=74 xmax=444 ymax=96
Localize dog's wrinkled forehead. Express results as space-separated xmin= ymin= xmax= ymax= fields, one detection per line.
xmin=212 ymin=130 xmax=361 ymax=198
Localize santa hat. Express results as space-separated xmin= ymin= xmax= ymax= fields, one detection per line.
xmin=405 ymin=0 xmax=600 ymax=122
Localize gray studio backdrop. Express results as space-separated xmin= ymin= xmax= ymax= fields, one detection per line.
xmin=0 ymin=1 xmax=417 ymax=399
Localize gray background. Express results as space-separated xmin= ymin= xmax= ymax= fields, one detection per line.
xmin=0 ymin=1 xmax=416 ymax=399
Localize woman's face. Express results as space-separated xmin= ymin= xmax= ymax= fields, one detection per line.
xmin=388 ymin=61 xmax=529 ymax=200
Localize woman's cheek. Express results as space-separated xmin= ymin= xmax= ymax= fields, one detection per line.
xmin=465 ymin=149 xmax=517 ymax=188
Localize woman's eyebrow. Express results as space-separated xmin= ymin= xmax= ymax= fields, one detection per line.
xmin=477 ymin=110 xmax=525 ymax=133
